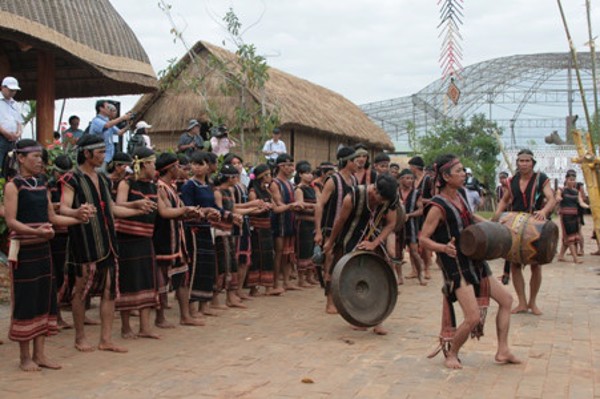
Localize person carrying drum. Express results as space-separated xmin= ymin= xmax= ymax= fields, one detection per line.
xmin=420 ymin=154 xmax=521 ymax=369
xmin=322 ymin=174 xmax=399 ymax=335
xmin=492 ymin=149 xmax=555 ymax=315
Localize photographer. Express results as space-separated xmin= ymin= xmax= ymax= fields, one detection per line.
xmin=178 ymin=119 xmax=205 ymax=159
xmin=210 ymin=124 xmax=236 ymax=156
xmin=90 ymin=100 xmax=133 ymax=168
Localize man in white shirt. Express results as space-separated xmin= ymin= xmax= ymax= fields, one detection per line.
xmin=262 ymin=128 xmax=286 ymax=163
xmin=0 ymin=76 xmax=23 ymax=174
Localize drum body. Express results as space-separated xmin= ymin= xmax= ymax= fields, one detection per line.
xmin=499 ymin=212 xmax=559 ymax=265
xmin=331 ymin=251 xmax=398 ymax=327
xmin=459 ymin=221 xmax=512 ymax=260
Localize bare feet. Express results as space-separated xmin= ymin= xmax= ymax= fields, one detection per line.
xmin=405 ymin=273 xmax=418 ymax=279
xmin=592 ymin=250 xmax=600 ymax=256
xmin=226 ymin=300 xmax=248 ymax=309
xmin=373 ymin=325 xmax=388 ymax=335
xmin=97 ymin=342 xmax=128 ymax=353
xmin=495 ymin=352 xmax=522 ymax=364
xmin=557 ymin=257 xmax=566 ymax=262
xmin=444 ymin=353 xmax=462 ymax=369
xmin=351 ymin=325 xmax=368 ymax=331
xmin=20 ymin=358 xmax=41 ymax=372
xmin=574 ymin=259 xmax=584 ymax=264
xmin=529 ymin=304 xmax=543 ymax=316
xmin=511 ymin=305 xmax=528 ymax=314
xmin=121 ymin=331 xmax=138 ymax=339
xmin=265 ymin=287 xmax=285 ymax=296
xmin=283 ymin=284 xmax=302 ymax=291
xmin=424 ymin=270 xmax=432 ymax=280
xmin=33 ymin=356 xmax=62 ymax=370
xmin=397 ymin=276 xmax=404 ymax=285
xmin=238 ymin=293 xmax=253 ymax=300
xmin=137 ymin=332 xmax=162 ymax=339
xmin=325 ymin=305 xmax=338 ymax=315
xmin=201 ymin=308 xmax=219 ymax=317
xmin=74 ymin=339 xmax=96 ymax=352
xmin=180 ymin=317 xmax=206 ymax=326
xmin=155 ymin=320 xmax=176 ymax=329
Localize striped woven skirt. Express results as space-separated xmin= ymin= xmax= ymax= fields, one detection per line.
xmin=9 ymin=242 xmax=58 ymax=342
xmin=115 ymin=233 xmax=159 ymax=311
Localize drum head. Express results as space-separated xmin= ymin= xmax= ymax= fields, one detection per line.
xmin=331 ymin=251 xmax=398 ymax=327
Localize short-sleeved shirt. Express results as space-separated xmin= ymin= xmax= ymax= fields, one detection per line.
xmin=90 ymin=114 xmax=119 ymax=163
xmin=262 ymin=139 xmax=287 ymax=161
xmin=0 ymin=96 xmax=23 ymax=144
xmin=210 ymin=136 xmax=235 ymax=156
xmin=178 ymin=132 xmax=205 ymax=158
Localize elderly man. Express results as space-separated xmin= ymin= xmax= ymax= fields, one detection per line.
xmin=90 ymin=100 xmax=133 ymax=168
xmin=178 ymin=119 xmax=205 ymax=159
xmin=0 ymin=76 xmax=23 ymax=174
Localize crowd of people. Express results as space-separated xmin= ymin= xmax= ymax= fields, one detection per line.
xmin=0 ymin=76 xmax=592 ymax=373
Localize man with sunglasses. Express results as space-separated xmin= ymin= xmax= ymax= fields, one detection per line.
xmin=0 ymin=76 xmax=23 ymax=175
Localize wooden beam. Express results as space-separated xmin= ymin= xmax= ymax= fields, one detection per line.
xmin=36 ymin=50 xmax=55 ymax=145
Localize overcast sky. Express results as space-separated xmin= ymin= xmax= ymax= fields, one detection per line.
xmin=46 ymin=0 xmax=599 ymax=132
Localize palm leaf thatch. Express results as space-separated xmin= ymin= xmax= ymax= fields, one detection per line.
xmin=133 ymin=41 xmax=393 ymax=152
xmin=0 ymin=0 xmax=157 ymax=99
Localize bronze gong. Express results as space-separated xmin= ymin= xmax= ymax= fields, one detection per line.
xmin=331 ymin=251 xmax=398 ymax=327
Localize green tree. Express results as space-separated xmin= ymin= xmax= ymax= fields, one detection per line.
xmin=417 ymin=114 xmax=501 ymax=189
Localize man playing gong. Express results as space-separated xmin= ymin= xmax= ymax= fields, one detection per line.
xmin=493 ymin=149 xmax=555 ymax=315
xmin=420 ymin=154 xmax=520 ymax=369
xmin=322 ymin=174 xmax=398 ymax=335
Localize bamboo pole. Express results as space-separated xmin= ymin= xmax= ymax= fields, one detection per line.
xmin=557 ymin=0 xmax=594 ymax=149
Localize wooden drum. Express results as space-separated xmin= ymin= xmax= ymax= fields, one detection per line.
xmin=460 ymin=221 xmax=513 ymax=261
xmin=499 ymin=212 xmax=559 ymax=265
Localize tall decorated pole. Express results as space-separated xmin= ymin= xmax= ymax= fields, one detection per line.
xmin=557 ymin=0 xmax=600 ymax=248
xmin=438 ymin=0 xmax=463 ymax=105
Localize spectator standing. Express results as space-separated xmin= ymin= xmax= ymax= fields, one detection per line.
xmin=210 ymin=124 xmax=236 ymax=157
xmin=262 ymin=128 xmax=286 ymax=164
xmin=0 ymin=76 xmax=23 ymax=173
xmin=178 ymin=119 xmax=205 ymax=159
xmin=62 ymin=115 xmax=84 ymax=148
xmin=90 ymin=100 xmax=132 ymax=168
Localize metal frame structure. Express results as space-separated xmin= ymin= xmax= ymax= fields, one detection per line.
xmin=361 ymin=52 xmax=600 ymax=150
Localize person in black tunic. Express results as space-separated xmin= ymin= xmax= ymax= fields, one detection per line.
xmin=60 ymin=134 xmax=151 ymax=353
xmin=420 ymin=154 xmax=520 ymax=370
xmin=294 ymin=161 xmax=319 ymax=287
xmin=493 ymin=149 xmax=555 ymax=315
xmin=4 ymin=139 xmax=84 ymax=371
xmin=556 ymin=172 xmax=589 ymax=264
xmin=314 ymin=146 xmax=358 ymax=314
xmin=323 ymin=174 xmax=398 ymax=335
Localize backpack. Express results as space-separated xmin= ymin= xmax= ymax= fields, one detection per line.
xmin=127 ymin=133 xmax=146 ymax=154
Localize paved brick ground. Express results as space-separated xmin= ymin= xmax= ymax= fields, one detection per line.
xmin=0 ymin=221 xmax=599 ymax=398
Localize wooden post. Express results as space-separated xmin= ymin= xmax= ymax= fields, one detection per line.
xmin=36 ymin=50 xmax=55 ymax=146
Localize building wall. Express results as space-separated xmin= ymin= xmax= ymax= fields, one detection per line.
xmin=151 ymin=128 xmax=386 ymax=169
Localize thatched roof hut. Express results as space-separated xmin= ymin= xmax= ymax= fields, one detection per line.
xmin=132 ymin=41 xmax=393 ymax=165
xmin=0 ymin=0 xmax=157 ymax=99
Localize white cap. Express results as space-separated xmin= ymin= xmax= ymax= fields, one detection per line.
xmin=2 ymin=76 xmax=21 ymax=90
xmin=465 ymin=167 xmax=472 ymax=174
xmin=135 ymin=121 xmax=152 ymax=130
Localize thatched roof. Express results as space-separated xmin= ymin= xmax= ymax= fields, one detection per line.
xmin=0 ymin=0 xmax=157 ymax=99
xmin=133 ymin=41 xmax=393 ymax=150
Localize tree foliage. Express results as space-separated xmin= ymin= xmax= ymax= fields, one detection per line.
xmin=417 ymin=114 xmax=501 ymax=189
